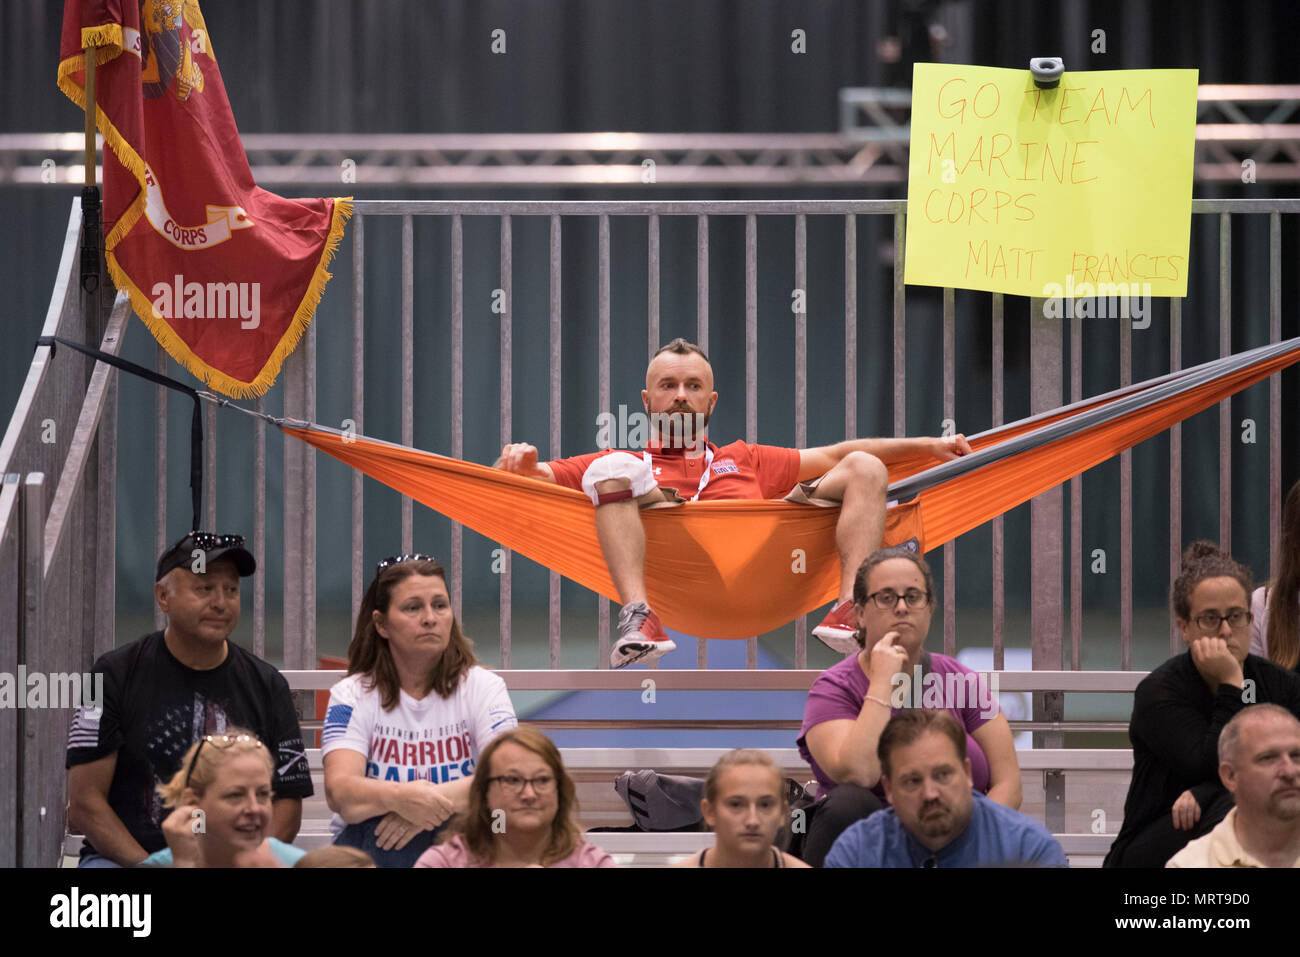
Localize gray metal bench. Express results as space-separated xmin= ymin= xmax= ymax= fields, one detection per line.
xmin=63 ymin=667 xmax=1141 ymax=867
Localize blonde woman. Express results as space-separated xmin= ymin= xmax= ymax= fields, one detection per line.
xmin=143 ymin=729 xmax=304 ymax=867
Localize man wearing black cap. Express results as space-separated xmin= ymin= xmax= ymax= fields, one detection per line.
xmin=66 ymin=532 xmax=313 ymax=867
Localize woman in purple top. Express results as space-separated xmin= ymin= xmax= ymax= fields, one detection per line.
xmin=796 ymin=545 xmax=1022 ymax=866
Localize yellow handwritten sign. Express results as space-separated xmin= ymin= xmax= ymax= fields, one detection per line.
xmin=904 ymin=64 xmax=1197 ymax=298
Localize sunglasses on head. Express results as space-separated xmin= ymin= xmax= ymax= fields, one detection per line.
xmin=184 ymin=532 xmax=246 ymax=550
xmin=184 ymin=734 xmax=264 ymax=789
xmin=375 ymin=553 xmax=436 ymax=576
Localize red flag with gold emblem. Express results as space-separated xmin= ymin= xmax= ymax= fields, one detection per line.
xmin=58 ymin=0 xmax=350 ymax=397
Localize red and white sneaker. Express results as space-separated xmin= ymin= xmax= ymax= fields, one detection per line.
xmin=611 ymin=601 xmax=676 ymax=668
xmin=812 ymin=599 xmax=860 ymax=655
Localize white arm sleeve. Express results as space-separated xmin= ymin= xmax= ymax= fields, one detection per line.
xmin=580 ymin=451 xmax=656 ymax=505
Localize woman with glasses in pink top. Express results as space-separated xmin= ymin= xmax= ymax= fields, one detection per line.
xmin=415 ymin=726 xmax=613 ymax=868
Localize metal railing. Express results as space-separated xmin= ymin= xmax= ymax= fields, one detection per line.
xmin=228 ymin=197 xmax=1292 ymax=675
xmin=2 ymin=194 xmax=1296 ymax=863
xmin=0 ymin=197 xmax=120 ymax=867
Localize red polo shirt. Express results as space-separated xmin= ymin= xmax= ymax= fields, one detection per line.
xmin=547 ymin=439 xmax=801 ymax=501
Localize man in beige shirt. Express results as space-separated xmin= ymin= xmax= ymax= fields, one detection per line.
xmin=1168 ymin=703 xmax=1300 ymax=867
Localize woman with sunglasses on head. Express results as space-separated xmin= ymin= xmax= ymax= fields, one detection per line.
xmin=1104 ymin=541 xmax=1300 ymax=867
xmin=322 ymin=555 xmax=518 ymax=867
xmin=674 ymin=749 xmax=809 ymax=868
xmin=415 ymin=726 xmax=613 ymax=867
xmin=143 ymin=729 xmax=305 ymax=867
xmin=1251 ymin=479 xmax=1300 ymax=671
xmin=796 ymin=545 xmax=1021 ymax=867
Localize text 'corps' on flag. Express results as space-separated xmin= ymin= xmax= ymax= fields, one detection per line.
xmin=58 ymin=0 xmax=351 ymax=397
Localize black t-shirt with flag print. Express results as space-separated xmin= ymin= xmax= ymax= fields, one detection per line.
xmin=66 ymin=631 xmax=314 ymax=860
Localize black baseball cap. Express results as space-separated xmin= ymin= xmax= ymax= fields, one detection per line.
xmin=156 ymin=532 xmax=257 ymax=582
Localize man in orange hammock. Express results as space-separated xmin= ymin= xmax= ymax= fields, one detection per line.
xmin=494 ymin=338 xmax=971 ymax=668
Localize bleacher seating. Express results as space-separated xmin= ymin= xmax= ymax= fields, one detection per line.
xmin=62 ymin=666 xmax=1141 ymax=867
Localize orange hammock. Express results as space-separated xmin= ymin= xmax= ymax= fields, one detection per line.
xmin=283 ymin=338 xmax=1299 ymax=639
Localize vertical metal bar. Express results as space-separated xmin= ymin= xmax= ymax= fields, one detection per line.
xmin=282 ymin=349 xmax=305 ymax=669
xmin=696 ymin=215 xmax=709 ymax=356
xmin=746 ymin=215 xmax=759 ymax=447
xmin=451 ymin=215 xmax=464 ymax=622
xmin=648 ymin=215 xmax=660 ymax=354
xmin=1170 ymin=297 xmax=1183 ymax=656
xmin=1070 ymin=311 xmax=1082 ymax=672
xmin=549 ymin=215 xmax=562 ymax=670
xmin=1269 ymin=211 xmax=1281 ymax=578
xmin=281 ymin=326 xmax=314 ymax=670
xmin=1029 ymin=295 xmax=1064 ymax=811
xmin=204 ymin=403 xmax=216 ymax=530
xmin=893 ymin=212 xmax=906 ymax=438
xmin=991 ymin=294 xmax=1004 ymax=671
xmin=95 ymin=331 xmax=118 ymax=661
xmin=1219 ymin=212 xmax=1231 ymax=551
xmin=698 ymin=213 xmax=711 ymax=670
xmin=18 ymin=473 xmax=45 ymax=867
xmin=500 ymin=215 xmax=513 ymax=668
xmin=746 ymin=213 xmax=758 ymax=670
xmin=1120 ymin=303 xmax=1133 ymax=671
xmin=154 ymin=344 xmax=167 ymax=632
xmin=645 ymin=216 xmax=660 ymax=674
xmin=351 ymin=215 xmax=364 ymax=631
xmin=401 ymin=215 xmax=414 ymax=555
xmin=598 ymin=214 xmax=611 ymax=670
xmin=304 ymin=321 xmax=318 ymax=668
xmin=794 ymin=213 xmax=807 ymax=669
xmin=254 ymin=397 xmax=266 ymax=659
xmin=0 ymin=477 xmax=18 ymax=867
xmin=844 ymin=215 xmax=857 ymax=440
xmin=942 ymin=287 xmax=955 ymax=659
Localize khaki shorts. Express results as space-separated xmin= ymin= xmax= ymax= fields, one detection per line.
xmin=644 ymin=475 xmax=839 ymax=508
xmin=782 ymin=475 xmax=841 ymax=508
xmin=634 ymin=473 xmax=837 ymax=504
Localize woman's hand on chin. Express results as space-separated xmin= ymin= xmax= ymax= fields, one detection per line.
xmin=161 ymin=804 xmax=203 ymax=868
xmin=867 ymin=630 xmax=908 ymax=687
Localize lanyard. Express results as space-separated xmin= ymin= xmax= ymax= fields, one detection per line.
xmin=643 ymin=444 xmax=715 ymax=501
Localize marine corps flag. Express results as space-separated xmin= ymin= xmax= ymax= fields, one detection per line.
xmin=58 ymin=0 xmax=351 ymax=397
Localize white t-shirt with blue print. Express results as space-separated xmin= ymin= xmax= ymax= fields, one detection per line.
xmin=321 ymin=668 xmax=518 ymax=838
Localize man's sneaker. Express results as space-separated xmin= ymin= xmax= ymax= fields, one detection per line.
xmin=812 ymin=599 xmax=860 ymax=655
xmin=611 ymin=601 xmax=676 ymax=669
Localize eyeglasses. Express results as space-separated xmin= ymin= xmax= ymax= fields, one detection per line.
xmin=1191 ymin=609 xmax=1252 ymax=635
xmin=376 ymin=553 xmax=436 ymax=575
xmin=864 ymin=588 xmax=931 ymax=610
xmin=487 ymin=774 xmax=557 ymax=795
xmin=184 ymin=532 xmax=246 ymax=550
xmin=184 ymin=734 xmax=264 ymax=789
